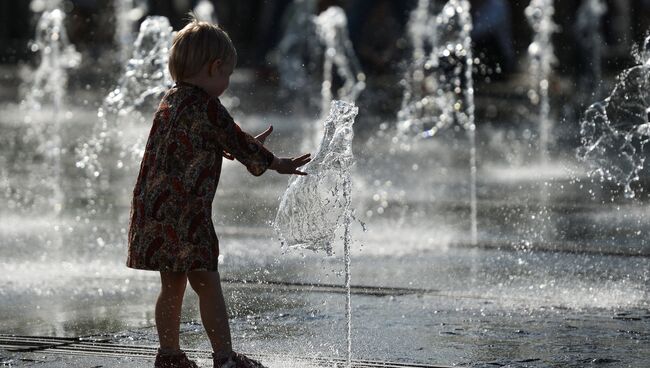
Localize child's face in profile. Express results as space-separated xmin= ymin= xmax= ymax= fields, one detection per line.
xmin=208 ymin=58 xmax=234 ymax=97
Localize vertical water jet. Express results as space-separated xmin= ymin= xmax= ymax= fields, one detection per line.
xmin=21 ymin=6 xmax=80 ymax=214
xmin=311 ymin=6 xmax=365 ymax=150
xmin=397 ymin=0 xmax=478 ymax=245
xmin=275 ymin=100 xmax=358 ymax=366
xmin=525 ymin=0 xmax=557 ymax=163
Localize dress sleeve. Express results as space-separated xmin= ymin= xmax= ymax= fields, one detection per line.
xmin=206 ymin=97 xmax=275 ymax=176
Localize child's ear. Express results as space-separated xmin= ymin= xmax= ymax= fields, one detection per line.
xmin=208 ymin=59 xmax=222 ymax=77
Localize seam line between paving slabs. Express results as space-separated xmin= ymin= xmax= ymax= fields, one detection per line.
xmin=221 ymin=278 xmax=569 ymax=305
xmin=221 ymin=278 xmax=436 ymax=296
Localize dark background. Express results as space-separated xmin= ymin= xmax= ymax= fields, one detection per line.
xmin=1 ymin=0 xmax=649 ymax=78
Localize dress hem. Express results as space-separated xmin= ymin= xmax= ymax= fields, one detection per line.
xmin=126 ymin=263 xmax=219 ymax=272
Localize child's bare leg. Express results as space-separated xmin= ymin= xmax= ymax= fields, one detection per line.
xmin=187 ymin=271 xmax=232 ymax=355
xmin=156 ymin=271 xmax=188 ymax=351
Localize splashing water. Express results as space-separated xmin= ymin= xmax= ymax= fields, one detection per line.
xmin=275 ymin=99 xmax=357 ymax=368
xmin=575 ymin=0 xmax=607 ymax=98
xmin=193 ymin=0 xmax=218 ymax=24
xmin=308 ymin=6 xmax=365 ymax=151
xmin=114 ymin=0 xmax=149 ymax=64
xmin=398 ymin=0 xmax=474 ymax=139
xmin=76 ymin=16 xmax=173 ymax=207
xmin=397 ymin=0 xmax=478 ymax=244
xmin=525 ymin=0 xmax=557 ymax=162
xmin=314 ymin=6 xmax=366 ymax=116
xmin=22 ymin=9 xmax=81 ymax=112
xmin=275 ymin=100 xmax=357 ymax=254
xmin=274 ymin=3 xmax=364 ymax=151
xmin=18 ymin=7 xmax=80 ymax=214
xmin=577 ymin=36 xmax=650 ymax=198
xmin=102 ymin=16 xmax=174 ymax=115
xmin=398 ymin=0 xmax=453 ymax=138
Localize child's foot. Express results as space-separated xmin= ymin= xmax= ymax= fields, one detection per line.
xmin=213 ymin=351 xmax=266 ymax=368
xmin=155 ymin=349 xmax=200 ymax=368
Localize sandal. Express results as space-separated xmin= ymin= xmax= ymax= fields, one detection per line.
xmin=155 ymin=349 xmax=200 ymax=368
xmin=214 ymin=351 xmax=266 ymax=368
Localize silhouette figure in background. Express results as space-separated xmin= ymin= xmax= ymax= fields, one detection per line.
xmin=252 ymin=0 xmax=341 ymax=82
xmin=252 ymin=0 xmax=292 ymax=81
xmin=345 ymin=0 xmax=415 ymax=74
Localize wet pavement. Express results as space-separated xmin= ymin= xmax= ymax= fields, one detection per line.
xmin=1 ymin=235 xmax=648 ymax=367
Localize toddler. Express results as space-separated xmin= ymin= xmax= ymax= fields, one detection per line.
xmin=126 ymin=17 xmax=311 ymax=368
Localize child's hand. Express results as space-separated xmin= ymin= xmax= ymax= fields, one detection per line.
xmin=270 ymin=154 xmax=311 ymax=175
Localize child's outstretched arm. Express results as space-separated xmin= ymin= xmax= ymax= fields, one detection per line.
xmin=245 ymin=125 xmax=311 ymax=175
xmin=222 ymin=125 xmax=273 ymax=161
xmin=206 ymin=98 xmax=310 ymax=176
xmin=223 ymin=124 xmax=311 ymax=175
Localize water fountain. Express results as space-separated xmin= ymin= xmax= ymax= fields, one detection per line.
xmin=397 ymin=0 xmax=477 ymax=244
xmin=275 ymin=100 xmax=358 ymax=367
xmin=578 ymin=35 xmax=650 ymax=198
xmin=17 ymin=5 xmax=80 ymax=214
xmin=76 ymin=16 xmax=173 ymax=212
xmin=276 ymin=5 xmax=364 ymax=151
xmin=313 ymin=7 xmax=366 ymax=118
xmin=575 ymin=0 xmax=607 ymax=100
xmin=100 ymin=15 xmax=173 ymax=119
xmin=193 ymin=0 xmax=218 ymax=24
xmin=274 ymin=3 xmax=364 ymax=149
xmin=273 ymin=7 xmax=366 ymax=363
xmin=525 ymin=0 xmax=557 ymax=163
xmin=398 ymin=0 xmax=456 ymax=138
xmin=114 ymin=0 xmax=149 ymax=64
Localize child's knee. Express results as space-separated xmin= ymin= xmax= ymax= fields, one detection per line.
xmin=160 ymin=271 xmax=188 ymax=293
xmin=187 ymin=271 xmax=220 ymax=294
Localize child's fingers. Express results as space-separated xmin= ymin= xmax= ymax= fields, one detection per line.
xmin=293 ymin=153 xmax=311 ymax=165
xmin=256 ymin=125 xmax=273 ymax=143
xmin=293 ymin=155 xmax=310 ymax=162
xmin=260 ymin=125 xmax=273 ymax=137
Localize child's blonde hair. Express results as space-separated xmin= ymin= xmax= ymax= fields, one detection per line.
xmin=168 ymin=17 xmax=237 ymax=82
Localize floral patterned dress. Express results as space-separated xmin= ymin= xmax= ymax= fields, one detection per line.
xmin=126 ymin=82 xmax=275 ymax=272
